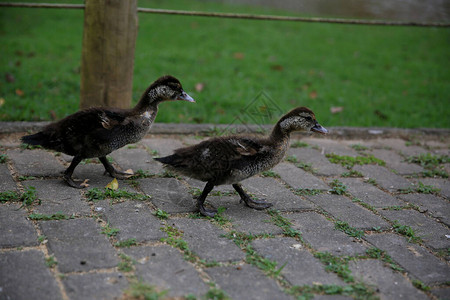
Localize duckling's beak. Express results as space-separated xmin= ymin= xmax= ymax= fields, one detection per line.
xmin=177 ymin=91 xmax=195 ymax=102
xmin=311 ymin=123 xmax=328 ymax=135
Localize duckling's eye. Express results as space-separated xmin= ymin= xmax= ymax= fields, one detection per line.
xmin=305 ymin=116 xmax=313 ymax=121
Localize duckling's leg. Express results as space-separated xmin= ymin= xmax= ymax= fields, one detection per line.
xmin=63 ymin=156 xmax=84 ymax=188
xmin=232 ymin=183 xmax=273 ymax=210
xmin=197 ymin=181 xmax=217 ymax=217
xmin=99 ymin=156 xmax=133 ymax=179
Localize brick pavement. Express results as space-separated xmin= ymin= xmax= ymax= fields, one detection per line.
xmin=0 ymin=128 xmax=449 ymax=299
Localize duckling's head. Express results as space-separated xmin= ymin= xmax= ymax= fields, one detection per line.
xmin=278 ymin=107 xmax=328 ymax=135
xmin=146 ymin=75 xmax=195 ymax=103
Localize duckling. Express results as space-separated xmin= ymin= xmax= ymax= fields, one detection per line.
xmin=155 ymin=106 xmax=327 ymax=216
xmin=21 ymin=75 xmax=195 ymax=188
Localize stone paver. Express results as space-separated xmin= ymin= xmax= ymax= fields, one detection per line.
xmin=63 ymin=272 xmax=128 ymax=300
xmin=0 ymin=163 xmax=16 ymax=192
xmin=397 ymin=193 xmax=450 ymax=226
xmin=124 ymin=245 xmax=209 ymax=298
xmin=173 ymin=218 xmax=245 ymax=262
xmin=252 ymin=237 xmax=344 ymax=286
xmin=288 ymin=212 xmax=368 ymax=256
xmin=379 ymin=209 xmax=450 ymax=250
xmin=109 ymin=146 xmax=163 ymax=174
xmin=23 ymin=179 xmax=91 ymax=216
xmin=353 ymin=165 xmax=414 ymax=192
xmin=206 ymin=264 xmax=292 ymax=300
xmin=99 ymin=200 xmax=166 ymax=242
xmin=0 ymin=130 xmax=448 ymax=299
xmin=305 ymin=194 xmax=390 ymax=230
xmin=365 ymin=233 xmax=450 ymax=284
xmin=273 ymin=162 xmax=329 ymax=190
xmin=40 ymin=218 xmax=119 ymax=272
xmin=7 ymin=148 xmax=65 ymax=177
xmin=139 ymin=177 xmax=196 ymax=213
xmin=349 ymin=259 xmax=428 ymax=300
xmin=0 ymin=250 xmax=62 ymax=300
xmin=339 ymin=177 xmax=404 ymax=208
xmin=0 ymin=204 xmax=38 ymax=248
xmin=288 ymin=147 xmax=347 ymax=176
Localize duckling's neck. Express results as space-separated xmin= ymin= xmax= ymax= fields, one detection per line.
xmin=134 ymin=89 xmax=162 ymax=113
xmin=269 ymin=122 xmax=291 ymax=144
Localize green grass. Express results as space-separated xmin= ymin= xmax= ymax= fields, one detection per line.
xmin=1 ymin=0 xmax=449 ymax=128
xmin=326 ymin=153 xmax=386 ymax=169
xmin=0 ymin=186 xmax=38 ymax=206
xmin=29 ymin=212 xmax=72 ymax=220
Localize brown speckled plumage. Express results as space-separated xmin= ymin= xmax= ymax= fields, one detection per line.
xmin=155 ymin=106 xmax=327 ymax=216
xmin=21 ymin=75 xmax=195 ymax=188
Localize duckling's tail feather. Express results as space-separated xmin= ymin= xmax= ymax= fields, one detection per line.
xmin=154 ymin=154 xmax=177 ymax=166
xmin=21 ymin=132 xmax=47 ymax=146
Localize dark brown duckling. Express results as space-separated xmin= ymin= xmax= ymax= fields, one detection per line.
xmin=155 ymin=106 xmax=327 ymax=216
xmin=21 ymin=75 xmax=195 ymax=188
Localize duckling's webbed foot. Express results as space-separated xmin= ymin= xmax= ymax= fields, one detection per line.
xmin=232 ymin=183 xmax=273 ymax=210
xmin=197 ymin=181 xmax=217 ymax=217
xmin=99 ymin=156 xmax=133 ymax=179
xmin=64 ymin=156 xmax=85 ymax=189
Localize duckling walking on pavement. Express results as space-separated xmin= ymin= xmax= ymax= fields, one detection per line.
xmin=21 ymin=75 xmax=195 ymax=188
xmin=155 ymin=106 xmax=327 ymax=217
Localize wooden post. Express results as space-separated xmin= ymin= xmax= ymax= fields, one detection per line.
xmin=80 ymin=0 xmax=138 ymax=109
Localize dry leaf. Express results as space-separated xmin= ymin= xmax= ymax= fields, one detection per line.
xmin=309 ymin=90 xmax=318 ymax=99
xmin=0 ymin=98 xmax=5 ymax=107
xmin=195 ymin=83 xmax=204 ymax=92
xmin=124 ymin=169 xmax=134 ymax=176
xmin=233 ymin=52 xmax=245 ymax=60
xmin=15 ymin=89 xmax=24 ymax=96
xmin=330 ymin=106 xmax=344 ymax=114
xmin=106 ymin=178 xmax=119 ymax=190
xmin=270 ymin=65 xmax=284 ymax=71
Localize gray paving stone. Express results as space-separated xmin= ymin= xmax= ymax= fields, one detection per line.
xmin=0 ymin=163 xmax=16 ymax=192
xmin=40 ymin=218 xmax=119 ymax=272
xmin=379 ymin=209 xmax=450 ymax=250
xmin=109 ymin=146 xmax=163 ymax=175
xmin=352 ymin=165 xmax=414 ymax=192
xmin=365 ymin=233 xmax=450 ymax=284
xmin=206 ymin=264 xmax=292 ymax=300
xmin=124 ymin=245 xmax=209 ymax=297
xmin=288 ymin=212 xmax=368 ymax=256
xmin=0 ymin=204 xmax=38 ymax=248
xmin=252 ymin=237 xmax=344 ymax=286
xmin=371 ymin=138 xmax=426 ymax=157
xmin=302 ymin=138 xmax=359 ymax=157
xmin=397 ymin=193 xmax=450 ymax=226
xmin=23 ymin=179 xmax=91 ymax=216
xmin=349 ymin=259 xmax=428 ymax=300
xmin=417 ymin=178 xmax=450 ymax=199
xmin=172 ymin=218 xmax=245 ymax=262
xmin=242 ymin=176 xmax=315 ymax=211
xmin=312 ymin=295 xmax=352 ymax=300
xmin=141 ymin=137 xmax=184 ymax=157
xmin=339 ymin=178 xmax=403 ymax=208
xmin=99 ymin=200 xmax=166 ymax=242
xmin=431 ymin=287 xmax=450 ymax=300
xmin=273 ymin=162 xmax=329 ymax=190
xmin=0 ymin=250 xmax=62 ymax=300
xmin=63 ymin=272 xmax=128 ymax=300
xmin=369 ymin=148 xmax=424 ymax=175
xmin=185 ymin=177 xmax=236 ymax=193
xmin=7 ymin=149 xmax=65 ymax=177
xmin=305 ymin=194 xmax=390 ymax=230
xmin=72 ymin=163 xmax=137 ymax=190
xmin=224 ymin=204 xmax=284 ymax=235
xmin=287 ymin=147 xmax=347 ymax=176
xmin=139 ymin=177 xmax=196 ymax=213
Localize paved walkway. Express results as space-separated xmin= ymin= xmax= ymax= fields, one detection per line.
xmin=0 ymin=127 xmax=449 ymax=300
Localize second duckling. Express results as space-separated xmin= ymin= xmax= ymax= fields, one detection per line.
xmin=155 ymin=106 xmax=327 ymax=216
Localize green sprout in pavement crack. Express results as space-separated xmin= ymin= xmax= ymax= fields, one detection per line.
xmin=189 ymin=206 xmax=232 ymax=227
xmin=329 ymin=179 xmax=348 ymax=195
xmin=101 ymin=223 xmax=120 ymax=237
xmin=334 ymin=220 xmax=364 ymax=239
xmin=123 ymin=281 xmax=167 ymax=300
xmin=398 ymin=181 xmax=440 ymax=195
xmin=294 ymin=188 xmax=324 ymax=196
xmin=160 ymin=225 xmax=197 ymax=263
xmin=29 ymin=212 xmax=73 ymax=221
xmin=291 ymin=141 xmax=309 ymax=148
xmin=45 ymin=255 xmax=58 ymax=268
xmin=0 ymin=154 xmax=7 ymax=163
xmin=287 ymin=282 xmax=378 ymax=300
xmin=326 ymin=153 xmax=385 ymax=169
xmin=341 ymin=170 xmax=363 ymax=178
xmin=267 ymin=210 xmax=303 ymax=241
xmin=115 ymin=238 xmax=138 ymax=248
xmin=154 ymin=209 xmax=169 ymax=220
xmin=0 ymin=186 xmax=38 ymax=207
xmin=118 ymin=253 xmax=135 ymax=272
xmin=350 ymin=144 xmax=369 ymax=151
xmin=85 ymin=187 xmax=150 ymax=203
xmin=364 ymin=247 xmax=404 ymax=272
xmin=261 ymin=170 xmax=280 ymax=178
xmin=392 ymin=221 xmax=422 ymax=243
xmin=352 ymin=198 xmax=377 ymax=214
xmin=406 ymin=153 xmax=449 ymax=178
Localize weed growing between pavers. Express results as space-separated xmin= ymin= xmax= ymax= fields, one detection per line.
xmin=287 ymin=282 xmax=378 ymax=300
xmin=314 ymin=252 xmax=354 ymax=282
xmin=365 ymin=178 xmax=378 ymax=186
xmin=20 ymin=143 xmax=42 ymax=150
xmin=45 ymin=255 xmax=57 ymax=268
xmin=18 ymin=175 xmax=37 ymax=181
xmin=350 ymin=144 xmax=370 ymax=151
xmin=291 ymin=141 xmax=309 ymax=148
xmin=326 ymin=153 xmax=385 ymax=169
xmin=154 ymin=209 xmax=169 ymax=220
xmin=412 ymin=280 xmax=431 ymax=292
xmin=189 ymin=207 xmax=232 ymax=227
xmin=398 ymin=181 xmax=441 ymax=195
xmin=382 ymin=203 xmax=420 ymax=211
xmin=123 ymin=281 xmax=168 ymax=300
xmin=294 ymin=188 xmax=324 ymax=196
xmin=267 ymin=210 xmax=304 ymax=241
xmin=329 ymin=179 xmax=348 ymax=195
xmin=364 ymin=248 xmax=404 ymax=272
xmin=341 ymin=170 xmax=363 ymax=177
xmin=85 ymin=188 xmax=150 ymax=203
xmin=29 ymin=212 xmax=73 ymax=221
xmin=261 ymin=170 xmax=280 ymax=178
xmin=0 ymin=154 xmax=7 ymax=163
xmin=334 ymin=221 xmax=364 ymax=239
xmin=285 ymin=155 xmax=316 ymax=173
xmin=0 ymin=186 xmax=38 ymax=206
xmin=118 ymin=253 xmax=135 ymax=272
xmin=351 ymin=198 xmax=378 ymax=214
xmin=392 ymin=221 xmax=422 ymax=243
xmin=160 ymin=225 xmax=197 ymax=263
xmin=101 ymin=223 xmax=120 ymax=237
xmin=202 ymin=287 xmax=231 ymax=300
xmin=115 ymin=238 xmax=138 ymax=248
xmin=38 ymin=235 xmax=47 ymax=244
xmin=286 ymin=155 xmax=298 ymax=163
xmin=406 ymin=153 xmax=449 ymax=178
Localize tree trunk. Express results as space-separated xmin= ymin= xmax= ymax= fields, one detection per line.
xmin=80 ymin=0 xmax=138 ymax=109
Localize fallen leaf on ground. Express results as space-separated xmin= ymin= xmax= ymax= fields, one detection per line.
xmin=124 ymin=169 xmax=134 ymax=176
xmin=106 ymin=178 xmax=119 ymax=190
xmin=330 ymin=106 xmax=344 ymax=114
xmin=15 ymin=89 xmax=24 ymax=96
xmin=309 ymin=90 xmax=318 ymax=99
xmin=233 ymin=52 xmax=245 ymax=59
xmin=0 ymin=98 xmax=5 ymax=107
xmin=270 ymin=65 xmax=284 ymax=71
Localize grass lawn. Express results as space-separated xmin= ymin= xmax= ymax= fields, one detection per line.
xmin=0 ymin=0 xmax=449 ymax=128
